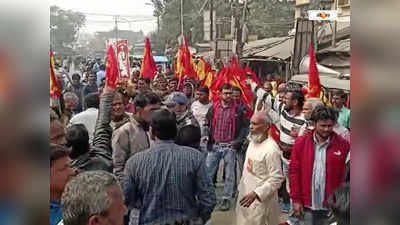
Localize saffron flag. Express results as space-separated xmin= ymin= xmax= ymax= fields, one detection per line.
xmin=50 ymin=49 xmax=61 ymax=99
xmin=175 ymin=36 xmax=197 ymax=87
xmin=105 ymin=45 xmax=119 ymax=89
xmin=307 ymin=44 xmax=321 ymax=98
xmin=140 ymin=38 xmax=158 ymax=80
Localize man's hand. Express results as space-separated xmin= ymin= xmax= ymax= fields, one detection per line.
xmin=239 ymin=191 xmax=259 ymax=207
xmin=102 ymin=86 xmax=115 ymax=94
xmin=292 ymin=203 xmax=303 ymax=217
xmin=200 ymin=136 xmax=209 ymax=144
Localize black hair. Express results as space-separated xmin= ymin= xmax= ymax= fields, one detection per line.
xmin=288 ymin=90 xmax=305 ymax=108
xmin=72 ymin=73 xmax=81 ymax=80
xmin=220 ymin=83 xmax=232 ymax=91
xmin=175 ymin=125 xmax=201 ymax=150
xmin=328 ymin=183 xmax=350 ymax=225
xmin=99 ymin=64 xmax=105 ymax=70
xmin=65 ymin=124 xmax=90 ymax=159
xmin=232 ymin=86 xmax=242 ymax=94
xmin=139 ymin=77 xmax=151 ymax=85
xmin=169 ymin=77 xmax=178 ymax=83
xmin=150 ymin=109 xmax=177 ymax=140
xmin=198 ymin=86 xmax=209 ymax=95
xmin=310 ymin=105 xmax=338 ymax=123
xmin=134 ymin=92 xmax=161 ymax=108
xmin=333 ymin=89 xmax=346 ymax=99
xmin=84 ymin=93 xmax=100 ymax=109
xmin=50 ymin=144 xmax=70 ymax=167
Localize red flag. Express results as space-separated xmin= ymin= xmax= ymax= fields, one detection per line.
xmin=244 ymin=66 xmax=261 ymax=86
xmin=140 ymin=38 xmax=158 ymax=80
xmin=307 ymin=44 xmax=321 ymax=98
xmin=175 ymin=36 xmax=197 ymax=88
xmin=105 ymin=45 xmax=119 ymax=89
xmin=50 ymin=49 xmax=61 ymax=98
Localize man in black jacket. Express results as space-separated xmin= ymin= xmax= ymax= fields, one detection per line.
xmin=65 ymin=86 xmax=115 ymax=172
xmin=203 ymin=84 xmax=248 ymax=211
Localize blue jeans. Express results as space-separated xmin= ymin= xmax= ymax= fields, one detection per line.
xmin=206 ymin=144 xmax=236 ymax=200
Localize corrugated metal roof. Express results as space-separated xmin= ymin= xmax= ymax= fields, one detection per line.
xmin=318 ymin=39 xmax=350 ymax=54
xmin=242 ymin=36 xmax=294 ymax=60
xmin=290 ymin=73 xmax=350 ymax=91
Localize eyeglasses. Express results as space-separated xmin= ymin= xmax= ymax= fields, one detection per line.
xmin=222 ymin=92 xmax=232 ymax=95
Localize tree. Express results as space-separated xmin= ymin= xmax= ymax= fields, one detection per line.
xmin=50 ymin=5 xmax=86 ymax=55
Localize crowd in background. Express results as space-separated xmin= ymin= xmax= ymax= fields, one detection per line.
xmin=50 ymin=62 xmax=350 ymax=225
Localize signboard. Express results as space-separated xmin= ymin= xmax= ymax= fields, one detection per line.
xmin=308 ymin=10 xmax=338 ymax=21
xmin=116 ymin=40 xmax=130 ymax=82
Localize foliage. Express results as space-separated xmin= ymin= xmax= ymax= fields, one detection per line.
xmin=50 ymin=5 xmax=86 ymax=55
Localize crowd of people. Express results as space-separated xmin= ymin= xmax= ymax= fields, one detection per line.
xmin=50 ymin=65 xmax=350 ymax=225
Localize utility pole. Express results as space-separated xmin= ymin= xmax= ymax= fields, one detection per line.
xmin=114 ymin=15 xmax=119 ymax=42
xmin=180 ymin=0 xmax=184 ymax=36
xmin=210 ymin=0 xmax=214 ymax=41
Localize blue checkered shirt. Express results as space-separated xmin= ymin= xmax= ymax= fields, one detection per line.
xmin=123 ymin=140 xmax=216 ymax=225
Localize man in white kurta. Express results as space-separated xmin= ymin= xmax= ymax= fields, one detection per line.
xmin=236 ymin=111 xmax=284 ymax=225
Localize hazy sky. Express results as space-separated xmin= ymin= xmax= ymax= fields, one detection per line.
xmin=51 ymin=0 xmax=157 ymax=35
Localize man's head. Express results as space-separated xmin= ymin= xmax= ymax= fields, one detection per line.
xmin=66 ymin=124 xmax=90 ymax=159
xmin=99 ymin=64 xmax=105 ymax=71
xmin=163 ymin=92 xmax=189 ymax=117
xmin=249 ymin=112 xmax=272 ymax=143
xmin=71 ymin=73 xmax=81 ymax=86
xmin=168 ymin=78 xmax=178 ymax=92
xmin=310 ymin=105 xmax=337 ymax=139
xmin=332 ymin=90 xmax=347 ymax=109
xmin=303 ymin=98 xmax=324 ymax=120
xmin=85 ymin=93 xmax=100 ymax=109
xmin=157 ymin=77 xmax=168 ymax=91
xmin=283 ymin=90 xmax=304 ymax=111
xmin=196 ymin=86 xmax=209 ymax=104
xmin=183 ymin=82 xmax=193 ymax=98
xmin=277 ymin=83 xmax=287 ymax=101
xmin=63 ymin=92 xmax=79 ymax=112
xmin=263 ymin=81 xmax=272 ymax=94
xmin=149 ymin=109 xmax=177 ymax=141
xmin=175 ymin=125 xmax=201 ymax=150
xmin=220 ymin=83 xmax=232 ymax=104
xmin=50 ymin=144 xmax=75 ymax=199
xmin=134 ymin=92 xmax=161 ymax=123
xmin=88 ymin=72 xmax=97 ymax=85
xmin=232 ymin=86 xmax=242 ymax=103
xmin=61 ymin=171 xmax=127 ymax=225
xmin=137 ymin=78 xmax=150 ymax=92
xmin=111 ymin=92 xmax=125 ymax=120
xmin=50 ymin=118 xmax=67 ymax=146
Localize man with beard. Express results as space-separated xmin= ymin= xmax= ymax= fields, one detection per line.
xmin=264 ymin=89 xmax=306 ymax=213
xmin=289 ymin=106 xmax=349 ymax=225
xmin=112 ymin=92 xmax=161 ymax=184
xmin=154 ymin=76 xmax=169 ymax=99
xmin=236 ymin=112 xmax=284 ymax=225
xmin=163 ymin=91 xmax=199 ymax=132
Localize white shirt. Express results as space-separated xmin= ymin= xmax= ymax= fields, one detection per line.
xmin=68 ymin=108 xmax=99 ymax=144
xmin=190 ymin=100 xmax=212 ymax=136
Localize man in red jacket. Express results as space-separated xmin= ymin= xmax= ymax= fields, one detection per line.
xmin=289 ymin=106 xmax=349 ymax=225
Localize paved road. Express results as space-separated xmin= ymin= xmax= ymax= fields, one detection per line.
xmin=207 ymin=162 xmax=289 ymax=225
